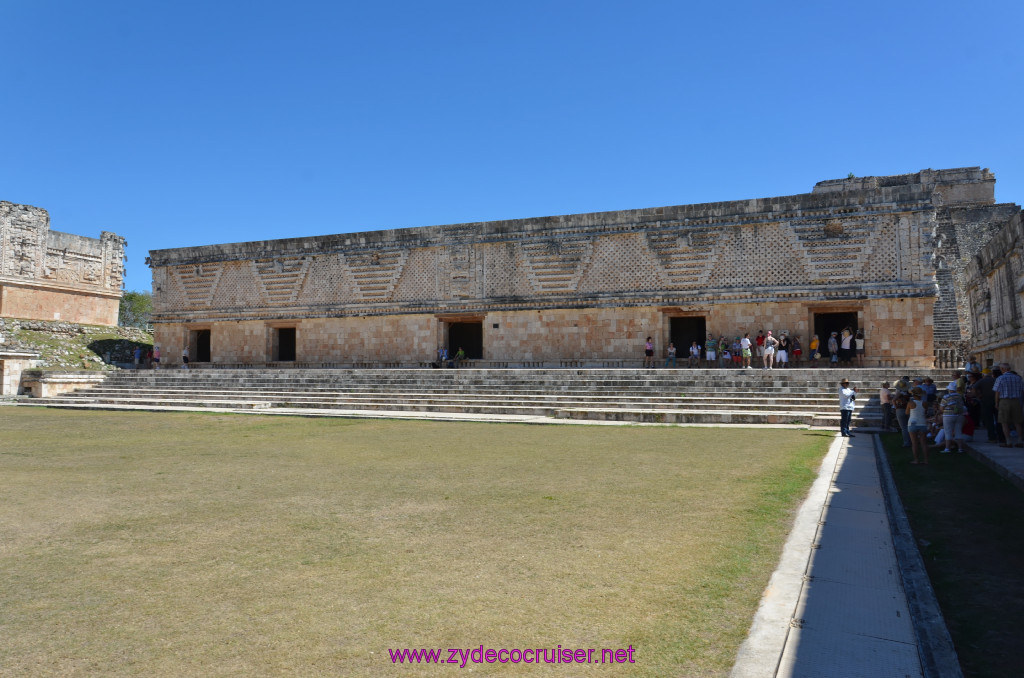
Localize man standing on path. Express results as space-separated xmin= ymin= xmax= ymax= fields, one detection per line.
xmin=994 ymin=363 xmax=1024 ymax=447
xmin=839 ymin=378 xmax=858 ymax=437
xmin=974 ymin=368 xmax=1000 ymax=442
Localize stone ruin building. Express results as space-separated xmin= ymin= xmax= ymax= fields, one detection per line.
xmin=146 ymin=167 xmax=1021 ymax=370
xmin=0 ymin=201 xmax=126 ymax=326
xmin=0 ymin=201 xmax=126 ymax=395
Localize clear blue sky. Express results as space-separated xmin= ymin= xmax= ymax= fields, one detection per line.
xmin=2 ymin=1 xmax=1022 ymax=293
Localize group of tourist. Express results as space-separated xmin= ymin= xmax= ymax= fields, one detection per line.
xmin=648 ymin=327 xmax=865 ymax=369
xmin=876 ymin=359 xmax=1024 ymax=464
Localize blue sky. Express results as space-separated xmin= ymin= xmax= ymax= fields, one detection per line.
xmin=2 ymin=1 xmax=1022 ymax=293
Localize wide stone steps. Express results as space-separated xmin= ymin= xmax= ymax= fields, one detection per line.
xmin=20 ymin=367 xmax=926 ymax=426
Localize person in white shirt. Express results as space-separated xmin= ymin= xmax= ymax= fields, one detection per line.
xmin=839 ymin=378 xmax=858 ymax=437
xmin=740 ymin=333 xmax=752 ymax=369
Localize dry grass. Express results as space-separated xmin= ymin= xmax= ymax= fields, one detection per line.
xmin=0 ymin=409 xmax=831 ymax=676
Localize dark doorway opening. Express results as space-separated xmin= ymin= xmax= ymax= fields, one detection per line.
xmin=191 ymin=329 xmax=211 ymax=362
xmin=448 ymin=322 xmax=483 ymax=359
xmin=670 ymin=317 xmax=707 ymax=353
xmin=813 ymin=312 xmax=858 ymax=357
xmin=275 ymin=327 xmax=296 ymax=362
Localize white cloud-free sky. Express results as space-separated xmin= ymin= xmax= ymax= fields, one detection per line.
xmin=2 ymin=1 xmax=1022 ymax=292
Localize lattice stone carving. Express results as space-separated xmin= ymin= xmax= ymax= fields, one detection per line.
xmin=520 ymin=237 xmax=593 ymax=294
xmin=787 ymin=218 xmax=877 ymax=283
xmin=171 ymin=262 xmax=224 ymax=306
xmin=645 ymin=227 xmax=721 ymax=288
xmin=339 ymin=249 xmax=408 ymax=301
xmin=251 ymin=257 xmax=312 ymax=305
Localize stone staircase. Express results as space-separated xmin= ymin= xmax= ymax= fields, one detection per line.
xmin=19 ymin=367 xmax=951 ymax=427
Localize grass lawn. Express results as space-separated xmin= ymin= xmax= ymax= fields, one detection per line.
xmin=881 ymin=434 xmax=1024 ymax=677
xmin=0 ymin=409 xmax=831 ymax=677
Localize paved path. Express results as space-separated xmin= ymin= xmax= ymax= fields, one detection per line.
xmin=732 ymin=434 xmax=933 ymax=677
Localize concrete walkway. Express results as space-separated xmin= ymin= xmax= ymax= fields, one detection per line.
xmin=732 ymin=433 xmax=961 ymax=678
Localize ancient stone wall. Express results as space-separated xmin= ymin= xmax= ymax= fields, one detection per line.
xmin=965 ymin=210 xmax=1024 ymax=369
xmin=149 ymin=168 xmax=1012 ymax=368
xmin=0 ymin=202 xmax=126 ymax=325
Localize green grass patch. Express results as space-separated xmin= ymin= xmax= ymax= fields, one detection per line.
xmin=0 ymin=409 xmax=831 ymax=676
xmin=881 ymin=434 xmax=1024 ymax=677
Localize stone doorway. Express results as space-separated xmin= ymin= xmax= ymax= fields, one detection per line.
xmin=670 ymin=317 xmax=707 ymax=354
xmin=273 ymin=327 xmax=296 ymax=362
xmin=448 ymin=322 xmax=483 ymax=360
xmin=813 ymin=312 xmax=858 ymax=357
xmin=190 ymin=329 xmax=211 ymax=362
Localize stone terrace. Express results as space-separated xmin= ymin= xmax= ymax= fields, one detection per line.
xmin=21 ymin=367 xmax=951 ymax=428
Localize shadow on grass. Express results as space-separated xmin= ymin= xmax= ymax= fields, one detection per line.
xmin=880 ymin=433 xmax=1024 ymax=677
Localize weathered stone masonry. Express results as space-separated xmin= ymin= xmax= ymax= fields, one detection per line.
xmin=0 ymin=201 xmax=126 ymax=326
xmin=148 ymin=168 xmax=1019 ymax=368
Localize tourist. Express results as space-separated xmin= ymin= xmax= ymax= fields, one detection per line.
xmin=755 ymin=330 xmax=765 ymax=360
xmin=438 ymin=346 xmax=448 ymax=368
xmin=792 ymin=335 xmax=802 ymax=366
xmin=762 ymin=331 xmax=778 ymax=370
xmin=133 ymin=346 xmax=142 ymax=369
xmin=893 ymin=379 xmax=912 ymax=447
xmin=740 ymin=333 xmax=752 ymax=369
xmin=731 ymin=337 xmax=743 ymax=367
xmin=855 ymin=329 xmax=865 ymax=366
xmin=840 ymin=328 xmax=853 ymax=365
xmin=879 ymin=381 xmax=893 ymax=431
xmin=994 ymin=363 xmax=1024 ymax=448
xmin=705 ymin=334 xmax=717 ymax=368
xmin=717 ymin=336 xmax=728 ymax=368
xmin=922 ymin=378 xmax=938 ymax=409
xmin=906 ymin=386 xmax=930 ymax=464
xmin=643 ymin=337 xmax=655 ymax=368
xmin=688 ymin=341 xmax=700 ymax=367
xmin=809 ymin=334 xmax=820 ymax=368
xmin=828 ymin=332 xmax=839 ymax=368
xmin=965 ymin=354 xmax=982 ymax=374
xmin=664 ymin=342 xmax=677 ymax=369
xmin=453 ymin=346 xmax=467 ymax=368
xmin=182 ymin=346 xmax=190 ymax=369
xmin=973 ymin=368 xmax=1000 ymax=442
xmin=938 ymin=383 xmax=967 ymax=453
xmin=777 ymin=334 xmax=790 ymax=368
xmin=838 ymin=378 xmax=857 ymax=437
xmin=153 ymin=346 xmax=161 ymax=369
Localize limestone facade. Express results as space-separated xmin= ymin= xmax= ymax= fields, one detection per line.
xmin=965 ymin=210 xmax=1024 ymax=369
xmin=0 ymin=202 xmax=126 ymax=326
xmin=148 ymin=168 xmax=1017 ymax=368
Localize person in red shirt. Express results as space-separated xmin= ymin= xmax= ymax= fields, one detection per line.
xmin=755 ymin=330 xmax=765 ymax=360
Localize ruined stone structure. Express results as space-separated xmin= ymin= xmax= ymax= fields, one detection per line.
xmin=0 ymin=201 xmax=126 ymax=326
xmin=148 ymin=168 xmax=1018 ymax=369
xmin=965 ymin=210 xmax=1024 ymax=369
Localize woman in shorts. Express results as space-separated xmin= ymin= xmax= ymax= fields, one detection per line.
xmin=777 ymin=334 xmax=790 ymax=368
xmin=906 ymin=386 xmax=930 ymax=465
xmin=643 ymin=337 xmax=655 ymax=368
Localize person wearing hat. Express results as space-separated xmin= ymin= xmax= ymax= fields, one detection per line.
xmin=892 ymin=379 xmax=912 ymax=447
xmin=938 ymin=382 xmax=967 ymax=453
xmin=827 ymin=332 xmax=839 ymax=367
xmin=838 ymin=378 xmax=858 ymax=437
